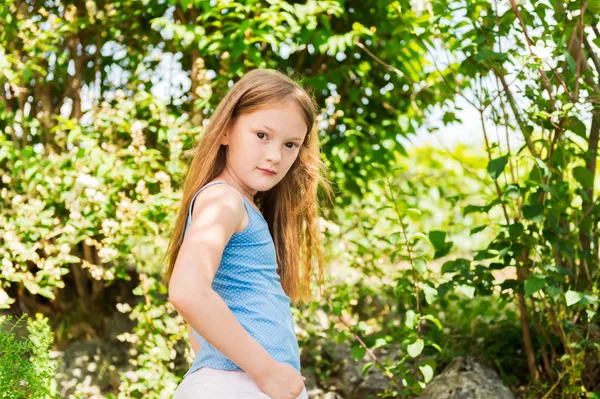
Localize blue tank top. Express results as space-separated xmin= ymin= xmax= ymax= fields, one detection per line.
xmin=182 ymin=181 xmax=301 ymax=378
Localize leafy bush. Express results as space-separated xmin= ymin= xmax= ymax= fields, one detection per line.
xmin=0 ymin=313 xmax=58 ymax=399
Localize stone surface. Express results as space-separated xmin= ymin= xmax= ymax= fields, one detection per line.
xmin=419 ymin=356 xmax=514 ymax=399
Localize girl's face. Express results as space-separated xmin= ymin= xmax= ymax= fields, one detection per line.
xmin=219 ymin=101 xmax=308 ymax=196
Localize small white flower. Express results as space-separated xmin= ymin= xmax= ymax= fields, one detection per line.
xmin=98 ymin=247 xmax=118 ymax=262
xmin=130 ymin=120 xmax=146 ymax=135
xmin=76 ymin=174 xmax=100 ymax=189
xmin=101 ymin=219 xmax=119 ymax=235
xmin=410 ymin=0 xmax=430 ymax=16
xmin=88 ymin=265 xmax=104 ymax=280
xmin=116 ymin=303 xmax=132 ymax=313
xmin=413 ymin=26 xmax=426 ymax=36
xmin=1 ymin=260 xmax=14 ymax=278
xmin=155 ymin=171 xmax=170 ymax=183
xmin=93 ymin=191 xmax=107 ymax=203
xmin=530 ymin=39 xmax=555 ymax=62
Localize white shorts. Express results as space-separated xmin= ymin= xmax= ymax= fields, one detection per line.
xmin=173 ymin=367 xmax=309 ymax=399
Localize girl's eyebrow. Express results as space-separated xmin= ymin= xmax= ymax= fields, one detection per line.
xmin=258 ymin=124 xmax=304 ymax=142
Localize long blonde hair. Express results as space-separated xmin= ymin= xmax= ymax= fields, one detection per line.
xmin=162 ymin=68 xmax=334 ymax=305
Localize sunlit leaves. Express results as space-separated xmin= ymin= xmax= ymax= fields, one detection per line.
xmin=573 ymin=166 xmax=594 ymax=189
xmin=429 ymin=230 xmax=453 ymax=259
xmin=487 ymin=155 xmax=508 ymax=180
xmin=565 ymin=290 xmax=598 ymax=307
xmin=407 ymin=338 xmax=424 ymax=358
xmin=524 ymin=277 xmax=546 ymax=297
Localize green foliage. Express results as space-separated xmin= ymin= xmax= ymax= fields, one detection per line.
xmin=0 ymin=314 xmax=58 ymax=399
xmin=1 ymin=0 xmax=600 ymax=397
xmin=114 ymin=274 xmax=191 ymax=399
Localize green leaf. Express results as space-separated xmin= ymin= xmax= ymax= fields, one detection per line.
xmin=565 ymin=118 xmax=587 ymax=138
xmin=573 ymin=166 xmax=594 ymax=189
xmin=565 ymin=290 xmax=582 ymax=306
xmin=351 ymin=345 xmax=367 ymax=361
xmin=464 ymin=204 xmax=489 ymax=215
xmin=586 ymin=309 xmax=596 ymax=320
xmin=580 ymin=293 xmax=598 ymax=305
xmin=470 ymin=225 xmax=487 ymax=235
xmin=361 ymin=362 xmax=374 ymax=376
xmin=545 ymin=285 xmax=561 ymax=299
xmin=475 ymin=49 xmax=506 ymax=62
xmin=373 ymin=338 xmax=388 ymax=349
xmin=413 ymin=257 xmax=427 ymax=274
xmin=64 ymin=255 xmax=81 ymax=263
xmin=405 ymin=310 xmax=417 ymax=329
xmin=565 ymin=52 xmax=576 ymax=73
xmin=423 ymin=285 xmax=438 ymax=305
xmin=429 ymin=231 xmax=446 ymax=250
xmin=508 ymin=223 xmax=524 ymax=239
xmin=332 ymin=301 xmax=343 ymax=316
xmin=419 ymin=364 xmax=434 ymax=383
xmin=352 ymin=22 xmax=374 ymax=36
xmin=502 ymin=184 xmax=521 ymax=199
xmin=405 ymin=208 xmax=422 ymax=216
xmin=441 ymin=258 xmax=470 ymax=274
xmin=533 ymin=157 xmax=550 ymax=178
xmin=407 ymin=339 xmax=424 ymax=358
xmin=410 ymin=232 xmax=430 ymax=243
xmin=487 ymin=155 xmax=508 ymax=180
xmin=421 ymin=314 xmax=442 ymax=329
xmin=524 ymin=277 xmax=546 ymax=296
xmin=456 ymin=285 xmax=475 ymax=299
xmin=522 ymin=205 xmax=544 ymax=222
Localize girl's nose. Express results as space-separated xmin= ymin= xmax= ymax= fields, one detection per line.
xmin=266 ymin=147 xmax=281 ymax=163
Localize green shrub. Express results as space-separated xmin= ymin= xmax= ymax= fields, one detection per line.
xmin=0 ymin=313 xmax=58 ymax=399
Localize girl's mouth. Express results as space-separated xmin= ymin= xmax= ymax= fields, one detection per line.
xmin=258 ymin=168 xmax=276 ymax=175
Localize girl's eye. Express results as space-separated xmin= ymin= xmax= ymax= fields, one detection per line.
xmin=257 ymin=132 xmax=298 ymax=149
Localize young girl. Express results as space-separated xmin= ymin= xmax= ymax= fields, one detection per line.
xmin=164 ymin=68 xmax=333 ymax=399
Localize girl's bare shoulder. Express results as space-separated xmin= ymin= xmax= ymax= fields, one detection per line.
xmin=189 ymin=182 xmax=246 ymax=235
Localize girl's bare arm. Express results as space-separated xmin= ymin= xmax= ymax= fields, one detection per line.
xmin=187 ymin=323 xmax=201 ymax=355
xmin=168 ymin=184 xmax=275 ymax=380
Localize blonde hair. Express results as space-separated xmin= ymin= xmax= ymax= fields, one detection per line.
xmin=162 ymin=68 xmax=334 ymax=305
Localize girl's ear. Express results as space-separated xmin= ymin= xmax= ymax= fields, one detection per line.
xmin=220 ymin=121 xmax=234 ymax=146
xmin=220 ymin=130 xmax=229 ymax=146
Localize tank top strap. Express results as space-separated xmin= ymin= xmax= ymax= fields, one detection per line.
xmin=239 ymin=195 xmax=267 ymax=224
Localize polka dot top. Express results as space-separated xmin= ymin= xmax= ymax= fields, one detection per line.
xmin=182 ymin=181 xmax=301 ymax=379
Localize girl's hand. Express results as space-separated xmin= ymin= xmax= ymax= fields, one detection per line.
xmin=253 ymin=360 xmax=306 ymax=399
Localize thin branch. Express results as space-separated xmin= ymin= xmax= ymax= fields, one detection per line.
xmin=494 ymin=68 xmax=539 ymax=157
xmin=508 ymin=0 xmax=560 ymax=113
xmin=354 ymin=37 xmax=406 ymax=80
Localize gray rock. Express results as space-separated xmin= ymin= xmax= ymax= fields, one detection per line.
xmin=307 ymin=388 xmax=345 ymax=399
xmin=419 ymin=356 xmax=514 ymax=399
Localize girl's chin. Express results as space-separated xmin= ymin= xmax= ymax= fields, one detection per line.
xmin=252 ymin=177 xmax=279 ymax=191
